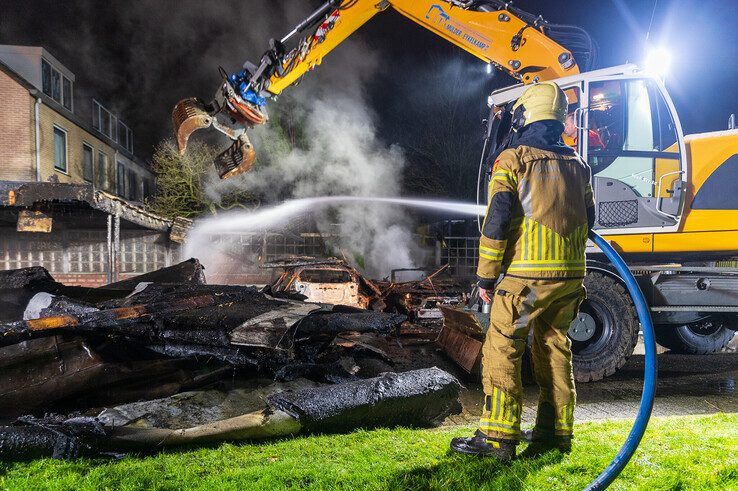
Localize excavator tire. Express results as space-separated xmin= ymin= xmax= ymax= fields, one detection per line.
xmin=655 ymin=319 xmax=736 ymax=354
xmin=570 ymin=271 xmax=639 ymax=382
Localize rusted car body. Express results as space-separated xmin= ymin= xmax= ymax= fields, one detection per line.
xmin=267 ymin=258 xmax=469 ymax=326
xmin=268 ymin=258 xmax=382 ymax=309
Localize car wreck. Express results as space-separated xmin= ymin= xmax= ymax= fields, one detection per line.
xmin=0 ymin=259 xmax=462 ymax=461
xmin=266 ymin=257 xmax=468 ymax=328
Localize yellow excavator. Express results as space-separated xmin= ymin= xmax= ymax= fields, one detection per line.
xmin=173 ymin=0 xmax=738 ymax=381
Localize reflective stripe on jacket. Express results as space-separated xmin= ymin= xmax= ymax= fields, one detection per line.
xmin=477 ymin=145 xmax=595 ymax=285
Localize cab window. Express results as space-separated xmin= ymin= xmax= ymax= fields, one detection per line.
xmin=587 ymin=79 xmax=680 ymax=198
xmin=586 ymin=78 xmax=682 ymax=230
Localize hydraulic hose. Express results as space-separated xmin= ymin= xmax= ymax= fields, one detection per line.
xmin=584 ymin=231 xmax=658 ymax=490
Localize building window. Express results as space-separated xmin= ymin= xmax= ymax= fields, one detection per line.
xmin=82 ymin=143 xmax=94 ymax=182
xmin=62 ymin=77 xmax=72 ymax=111
xmin=128 ymin=170 xmax=137 ymax=200
xmin=116 ymin=162 xmax=126 ymax=197
xmin=97 ymin=151 xmax=108 ymax=189
xmin=51 ymin=69 xmax=61 ymax=101
xmin=41 ymin=59 xmax=51 ymax=95
xmin=93 ymin=100 xmax=117 ymax=141
xmin=118 ymin=121 xmax=133 ymax=153
xmin=53 ymin=126 xmax=67 ymax=172
xmin=142 ymin=178 xmax=150 ymax=199
xmin=41 ymin=59 xmax=73 ymax=110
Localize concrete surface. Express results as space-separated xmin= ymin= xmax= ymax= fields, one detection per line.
xmin=444 ymin=352 xmax=738 ymax=426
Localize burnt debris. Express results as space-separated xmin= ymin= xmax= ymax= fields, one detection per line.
xmin=0 ymin=262 xmax=463 ymax=460
xmin=0 ymin=368 xmax=461 ymax=461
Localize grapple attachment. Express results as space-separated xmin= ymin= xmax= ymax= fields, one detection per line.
xmin=214 ymin=134 xmax=257 ymax=180
xmin=172 ymin=98 xmax=213 ymax=156
xmin=172 ymin=79 xmax=267 ymax=180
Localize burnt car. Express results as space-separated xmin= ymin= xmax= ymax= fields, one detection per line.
xmin=267 ymin=259 xmax=469 ymax=327
xmin=376 ymin=267 xmax=468 ymax=326
xmin=266 ymin=258 xmax=383 ymax=309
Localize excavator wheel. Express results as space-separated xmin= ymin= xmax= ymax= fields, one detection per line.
xmin=655 ymin=318 xmax=737 ymax=354
xmin=570 ymin=271 xmax=639 ymax=382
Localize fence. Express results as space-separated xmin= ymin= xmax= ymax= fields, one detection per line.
xmin=0 ymin=228 xmax=178 ymax=286
xmin=438 ymin=236 xmax=480 ymax=281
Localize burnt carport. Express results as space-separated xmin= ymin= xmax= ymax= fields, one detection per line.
xmin=0 ymin=181 xmax=190 ymax=286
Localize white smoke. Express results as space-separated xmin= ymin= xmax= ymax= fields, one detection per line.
xmin=188 ymin=5 xmax=425 ymax=278
xmin=196 ymin=92 xmax=424 ymax=278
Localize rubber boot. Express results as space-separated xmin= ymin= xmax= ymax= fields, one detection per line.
xmin=450 ymin=430 xmax=516 ymax=461
xmin=521 ymin=428 xmax=572 ymax=454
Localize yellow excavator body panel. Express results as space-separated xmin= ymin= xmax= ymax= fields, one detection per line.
xmin=602 ymin=130 xmax=738 ymax=256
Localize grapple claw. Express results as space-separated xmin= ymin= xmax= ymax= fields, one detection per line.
xmin=173 ymin=73 xmax=269 ymax=180
xmin=172 ymin=98 xmax=214 ymax=155
xmin=214 ymin=134 xmax=257 ymax=180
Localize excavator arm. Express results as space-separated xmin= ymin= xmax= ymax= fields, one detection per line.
xmin=173 ymin=0 xmax=594 ymax=179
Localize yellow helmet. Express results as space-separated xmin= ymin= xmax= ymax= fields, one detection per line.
xmin=512 ymin=81 xmax=568 ymax=128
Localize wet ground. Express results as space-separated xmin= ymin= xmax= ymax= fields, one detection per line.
xmin=444 ymin=352 xmax=738 ymax=426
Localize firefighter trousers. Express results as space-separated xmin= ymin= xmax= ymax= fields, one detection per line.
xmin=479 ymin=276 xmax=585 ymax=442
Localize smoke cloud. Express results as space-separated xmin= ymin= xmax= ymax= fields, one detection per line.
xmin=150 ymin=1 xmax=425 ymax=278
xmin=195 ymin=81 xmax=424 ymax=278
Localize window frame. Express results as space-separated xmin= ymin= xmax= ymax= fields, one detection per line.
xmin=118 ymin=121 xmax=133 ymax=153
xmin=97 ymin=150 xmax=109 ymax=190
xmin=52 ymin=125 xmax=68 ymax=173
xmin=62 ymin=76 xmax=73 ymax=111
xmin=41 ymin=59 xmax=52 ymax=96
xmin=581 ymin=74 xmax=687 ymax=235
xmin=41 ymin=58 xmax=73 ymax=109
xmin=93 ymin=99 xmax=118 ymax=141
xmin=82 ymin=142 xmax=94 ymax=182
xmin=142 ymin=178 xmax=150 ymax=199
xmin=127 ymin=170 xmax=138 ymax=201
xmin=116 ymin=162 xmax=126 ymax=197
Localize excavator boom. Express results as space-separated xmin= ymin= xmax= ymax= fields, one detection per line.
xmin=173 ymin=0 xmax=594 ymax=178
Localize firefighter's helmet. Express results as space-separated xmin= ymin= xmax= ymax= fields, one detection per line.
xmin=511 ymin=81 xmax=568 ymax=129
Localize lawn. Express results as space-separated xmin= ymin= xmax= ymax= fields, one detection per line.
xmin=1 ymin=413 xmax=736 ymax=490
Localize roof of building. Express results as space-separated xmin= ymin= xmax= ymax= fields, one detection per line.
xmin=0 ymin=181 xmax=190 ymax=242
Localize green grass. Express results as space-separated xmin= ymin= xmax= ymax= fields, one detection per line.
xmin=1 ymin=413 xmax=736 ymax=490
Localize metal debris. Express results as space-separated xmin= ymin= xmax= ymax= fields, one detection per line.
xmin=268 ymin=258 xmax=468 ymax=327
xmin=0 ymin=262 xmax=464 ymax=460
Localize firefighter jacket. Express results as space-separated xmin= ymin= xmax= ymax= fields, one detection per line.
xmin=477 ymin=140 xmax=595 ymax=288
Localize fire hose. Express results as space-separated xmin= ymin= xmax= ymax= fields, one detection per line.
xmin=584 ymin=231 xmax=657 ymax=490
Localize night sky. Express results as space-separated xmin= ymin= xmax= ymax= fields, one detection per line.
xmin=1 ymin=0 xmax=736 ymax=161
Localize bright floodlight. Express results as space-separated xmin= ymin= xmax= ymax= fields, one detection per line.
xmin=486 ymin=63 xmax=492 ymax=75
xmin=645 ymin=47 xmax=672 ymax=78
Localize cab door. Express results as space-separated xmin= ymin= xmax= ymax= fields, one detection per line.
xmin=580 ymin=75 xmax=687 ymax=234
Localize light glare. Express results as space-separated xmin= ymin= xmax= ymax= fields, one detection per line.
xmin=644 ymin=47 xmax=672 ymax=78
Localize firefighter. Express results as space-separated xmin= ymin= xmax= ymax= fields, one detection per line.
xmin=451 ymin=81 xmax=596 ymax=460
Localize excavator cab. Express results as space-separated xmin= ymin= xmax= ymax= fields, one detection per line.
xmin=487 ymin=64 xmax=688 ymax=237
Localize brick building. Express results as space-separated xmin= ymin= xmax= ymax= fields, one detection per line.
xmin=0 ymin=45 xmax=188 ymax=287
xmin=0 ymin=45 xmax=153 ymax=202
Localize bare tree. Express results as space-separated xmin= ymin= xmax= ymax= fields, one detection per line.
xmin=146 ymin=140 xmax=258 ymax=218
xmin=383 ymin=52 xmax=493 ymax=201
